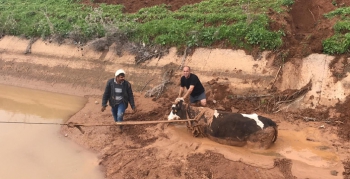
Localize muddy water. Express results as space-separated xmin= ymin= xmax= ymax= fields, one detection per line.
xmin=170 ymin=124 xmax=343 ymax=179
xmin=0 ymin=84 xmax=104 ymax=179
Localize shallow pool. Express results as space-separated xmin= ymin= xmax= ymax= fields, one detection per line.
xmin=0 ymin=84 xmax=104 ymax=179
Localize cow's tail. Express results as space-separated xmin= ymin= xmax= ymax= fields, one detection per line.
xmin=272 ymin=126 xmax=278 ymax=143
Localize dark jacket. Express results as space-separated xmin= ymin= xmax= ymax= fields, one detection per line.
xmin=102 ymin=78 xmax=135 ymax=109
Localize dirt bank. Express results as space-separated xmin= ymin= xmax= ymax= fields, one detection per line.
xmin=1 ymin=36 xmax=350 ymax=178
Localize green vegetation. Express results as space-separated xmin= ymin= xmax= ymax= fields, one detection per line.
xmin=0 ymin=0 xmax=293 ymax=51
xmin=324 ymin=7 xmax=350 ymax=54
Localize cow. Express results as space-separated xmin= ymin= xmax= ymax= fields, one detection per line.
xmin=168 ymin=99 xmax=278 ymax=149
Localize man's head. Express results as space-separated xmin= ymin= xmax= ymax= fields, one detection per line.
xmin=183 ymin=66 xmax=191 ymax=78
xmin=115 ymin=69 xmax=125 ymax=83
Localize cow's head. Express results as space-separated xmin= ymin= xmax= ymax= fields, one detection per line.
xmin=167 ymin=98 xmax=187 ymax=120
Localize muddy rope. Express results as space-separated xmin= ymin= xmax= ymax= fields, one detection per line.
xmin=0 ymin=119 xmax=196 ymax=126
xmin=0 ymin=119 xmax=196 ymax=134
xmin=0 ymin=119 xmax=195 ymax=127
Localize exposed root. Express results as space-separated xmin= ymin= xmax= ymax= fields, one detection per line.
xmin=230 ymin=80 xmax=312 ymax=113
xmin=179 ymin=46 xmax=188 ymax=70
xmin=25 ymin=37 xmax=38 ymax=54
xmin=140 ymin=79 xmax=154 ymax=92
xmin=270 ymin=65 xmax=282 ymax=89
xmin=144 ymin=69 xmax=173 ymax=99
xmin=267 ymin=80 xmax=312 ymax=112
xmin=126 ymin=43 xmax=169 ymax=64
xmin=42 ymin=9 xmax=55 ymax=34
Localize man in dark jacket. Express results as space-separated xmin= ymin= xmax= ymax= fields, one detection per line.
xmin=101 ymin=69 xmax=136 ymax=132
xmin=177 ymin=66 xmax=206 ymax=106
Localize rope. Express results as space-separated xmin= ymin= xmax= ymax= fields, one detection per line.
xmin=0 ymin=119 xmax=196 ymax=134
xmin=0 ymin=121 xmax=65 ymax=125
xmin=0 ymin=119 xmax=196 ymax=127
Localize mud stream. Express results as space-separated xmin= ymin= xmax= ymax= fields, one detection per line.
xmin=0 ymin=84 xmax=104 ymax=179
xmin=170 ymin=124 xmax=344 ymax=179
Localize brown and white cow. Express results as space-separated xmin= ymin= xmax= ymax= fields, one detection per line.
xmin=168 ymin=99 xmax=278 ymax=149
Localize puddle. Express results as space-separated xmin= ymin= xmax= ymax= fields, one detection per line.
xmin=0 ymin=84 xmax=104 ymax=179
xmin=170 ymin=124 xmax=343 ymax=178
xmin=266 ymin=129 xmax=339 ymax=168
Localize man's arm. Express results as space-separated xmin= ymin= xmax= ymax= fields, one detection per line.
xmin=102 ymin=80 xmax=111 ymax=107
xmin=182 ymin=85 xmax=194 ymax=99
xmin=178 ymin=86 xmax=185 ymax=98
xmin=101 ymin=80 xmax=111 ymax=112
xmin=127 ymin=82 xmax=136 ymax=110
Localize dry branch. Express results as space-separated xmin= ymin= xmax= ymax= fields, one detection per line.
xmin=42 ymin=10 xmax=54 ymax=34
xmin=270 ymin=66 xmax=282 ymax=89
xmin=139 ymin=79 xmax=154 ymax=92
xmin=230 ymin=80 xmax=312 ymax=113
xmin=308 ymin=8 xmax=316 ymax=22
xmin=235 ymin=94 xmax=273 ymax=99
xmin=25 ymin=37 xmax=38 ymax=54
xmin=179 ymin=46 xmax=188 ymax=70
xmin=268 ymin=81 xmax=312 ymax=112
xmin=144 ymin=69 xmax=173 ymax=99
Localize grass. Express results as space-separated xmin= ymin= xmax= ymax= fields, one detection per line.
xmin=324 ymin=7 xmax=350 ymax=54
xmin=0 ymin=0 xmax=293 ymax=52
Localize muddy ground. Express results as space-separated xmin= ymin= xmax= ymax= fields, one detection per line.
xmin=1 ymin=0 xmax=350 ymax=179
xmin=2 ymin=44 xmax=350 ymax=179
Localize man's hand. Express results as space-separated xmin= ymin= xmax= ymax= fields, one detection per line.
xmin=101 ymin=106 xmax=106 ymax=112
xmin=175 ymin=97 xmax=184 ymax=103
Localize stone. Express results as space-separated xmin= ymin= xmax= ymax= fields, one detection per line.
xmin=330 ymin=170 xmax=338 ymax=176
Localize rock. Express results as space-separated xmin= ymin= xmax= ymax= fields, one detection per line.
xmin=306 ymin=138 xmax=315 ymax=142
xmin=330 ymin=170 xmax=338 ymax=176
xmin=95 ymin=101 xmax=99 ymax=104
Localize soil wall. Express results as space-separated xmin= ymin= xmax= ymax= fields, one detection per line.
xmin=0 ymin=36 xmax=274 ymax=93
xmin=0 ymin=35 xmax=349 ymax=109
xmin=1 ymin=36 xmax=350 ymax=179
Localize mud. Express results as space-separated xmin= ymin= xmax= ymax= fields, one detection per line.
xmin=1 ymin=0 xmax=350 ymax=178
xmin=1 ymin=37 xmax=350 ymax=178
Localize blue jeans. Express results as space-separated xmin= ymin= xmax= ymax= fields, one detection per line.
xmin=111 ymin=102 xmax=126 ymax=122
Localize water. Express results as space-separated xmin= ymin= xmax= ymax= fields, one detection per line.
xmin=0 ymin=84 xmax=104 ymax=179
